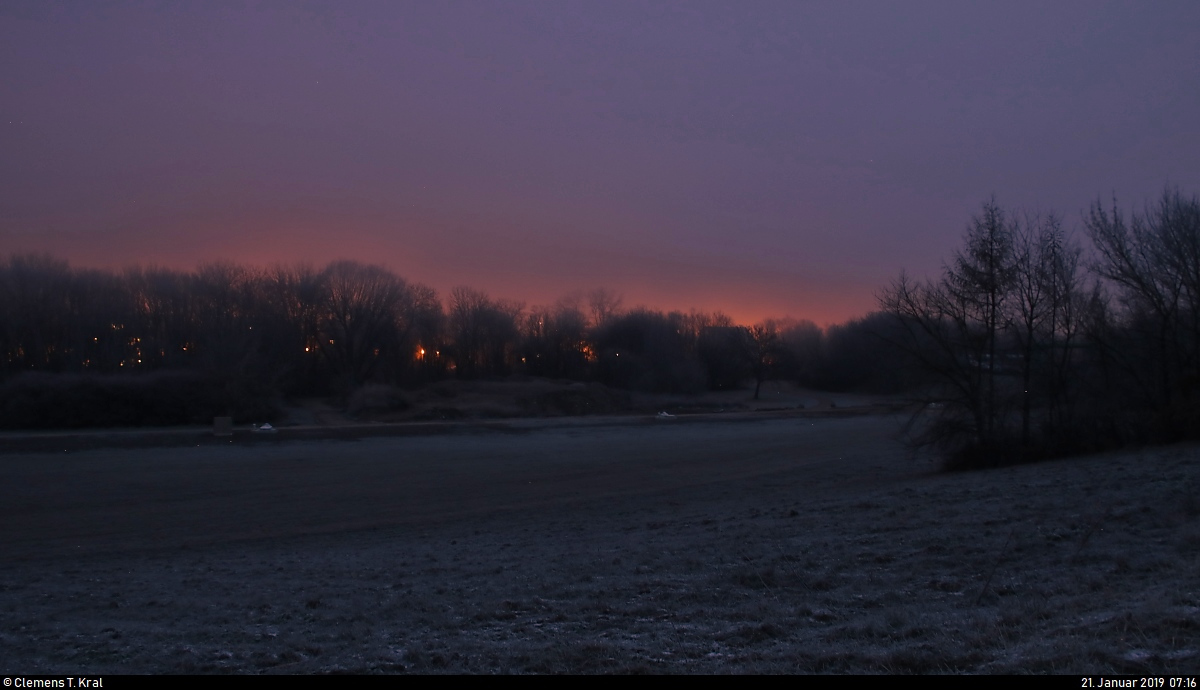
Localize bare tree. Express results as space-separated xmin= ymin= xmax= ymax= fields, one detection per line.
xmin=749 ymin=320 xmax=784 ymax=400
xmin=1036 ymin=220 xmax=1087 ymax=438
xmin=125 ymin=265 xmax=197 ymax=370
xmin=521 ymin=299 xmax=590 ymax=378
xmin=587 ymin=288 xmax=624 ymax=328
xmin=192 ymin=262 xmax=261 ymax=375
xmin=449 ymin=287 xmax=522 ymax=377
xmin=401 ymin=283 xmax=445 ymax=380
xmin=1007 ymin=212 xmax=1087 ymax=445
xmin=0 ymin=254 xmax=73 ymax=373
xmin=780 ymin=319 xmax=823 ymax=386
xmin=1087 ymin=188 xmax=1200 ymax=416
xmin=318 ymin=261 xmax=410 ymax=388
xmin=879 ymin=200 xmax=1018 ymax=461
xmin=66 ymin=267 xmax=135 ymax=373
xmin=948 ymin=199 xmax=1017 ymax=444
xmin=255 ymin=263 xmax=326 ymax=388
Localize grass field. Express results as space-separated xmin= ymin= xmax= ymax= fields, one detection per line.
xmin=1 ymin=412 xmax=1197 ymax=673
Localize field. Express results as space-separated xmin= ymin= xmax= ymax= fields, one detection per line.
xmin=1 ymin=410 xmax=1198 ymax=674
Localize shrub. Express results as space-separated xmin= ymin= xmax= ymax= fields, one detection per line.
xmin=0 ymin=371 xmax=276 ymax=429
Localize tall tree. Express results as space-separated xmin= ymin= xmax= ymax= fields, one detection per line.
xmin=318 ymin=261 xmax=410 ymax=389
xmin=879 ymin=200 xmax=1018 ymax=460
xmin=587 ymin=288 xmax=624 ymax=328
xmin=946 ymin=199 xmax=1017 ymax=444
xmin=749 ymin=320 xmax=784 ymax=400
xmin=1086 ymin=188 xmax=1200 ymax=415
xmin=448 ymin=287 xmax=522 ymax=378
xmin=1007 ymin=212 xmax=1085 ymax=445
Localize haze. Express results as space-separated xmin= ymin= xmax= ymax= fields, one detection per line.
xmin=2 ymin=1 xmax=1198 ymax=324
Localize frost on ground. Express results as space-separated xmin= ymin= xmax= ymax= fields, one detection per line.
xmin=1 ymin=414 xmax=1197 ymax=674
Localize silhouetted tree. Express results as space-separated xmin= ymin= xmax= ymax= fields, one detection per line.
xmin=1087 ymin=188 xmax=1200 ymax=429
xmin=808 ymin=314 xmax=921 ymax=393
xmin=587 ymin=288 xmax=624 ymax=328
xmin=1007 ymin=212 xmax=1087 ymax=445
xmin=318 ymin=261 xmax=410 ymax=390
xmin=749 ymin=320 xmax=785 ymax=399
xmin=125 ymin=265 xmax=197 ymax=371
xmin=401 ymin=283 xmax=446 ymax=383
xmin=698 ymin=324 xmax=751 ymax=390
xmin=594 ymin=309 xmax=706 ymax=393
xmin=257 ymin=264 xmax=325 ymax=392
xmin=0 ymin=255 xmax=73 ymax=374
xmin=879 ymin=200 xmax=1020 ymax=462
xmin=448 ymin=287 xmax=522 ymax=378
xmin=521 ymin=300 xmax=590 ymax=379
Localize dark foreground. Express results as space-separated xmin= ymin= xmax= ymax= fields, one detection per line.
xmin=1 ymin=414 xmax=1197 ymax=673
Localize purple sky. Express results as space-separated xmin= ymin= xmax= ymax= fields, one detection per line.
xmin=3 ymin=1 xmax=1199 ymax=325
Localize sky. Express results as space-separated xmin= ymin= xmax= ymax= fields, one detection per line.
xmin=2 ymin=1 xmax=1199 ymax=325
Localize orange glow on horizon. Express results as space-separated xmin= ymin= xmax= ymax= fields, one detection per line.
xmin=13 ymin=226 xmax=873 ymax=328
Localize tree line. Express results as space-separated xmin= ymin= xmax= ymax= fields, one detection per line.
xmin=0 ymin=256 xmax=902 ymax=428
xmin=880 ymin=187 xmax=1200 ymax=468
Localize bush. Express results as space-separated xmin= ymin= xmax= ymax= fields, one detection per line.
xmin=0 ymin=371 xmax=276 ymax=429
